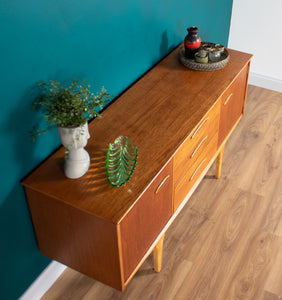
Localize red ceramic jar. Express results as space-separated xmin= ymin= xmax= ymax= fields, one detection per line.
xmin=184 ymin=26 xmax=201 ymax=59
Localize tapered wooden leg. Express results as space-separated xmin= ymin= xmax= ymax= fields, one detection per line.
xmin=216 ymin=145 xmax=225 ymax=179
xmin=153 ymin=234 xmax=165 ymax=272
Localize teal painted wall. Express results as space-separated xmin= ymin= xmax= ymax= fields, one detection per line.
xmin=0 ymin=0 xmax=233 ymax=298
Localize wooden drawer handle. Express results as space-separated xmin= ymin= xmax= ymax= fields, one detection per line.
xmin=191 ymin=118 xmax=209 ymax=139
xmin=223 ymin=93 xmax=233 ymax=105
xmin=155 ymin=175 xmax=170 ymax=194
xmin=191 ymin=136 xmax=208 ymax=158
xmin=189 ymin=158 xmax=207 ymax=182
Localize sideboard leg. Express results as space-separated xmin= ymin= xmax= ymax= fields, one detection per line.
xmin=215 ymin=145 xmax=225 ymax=179
xmin=153 ymin=233 xmax=165 ymax=272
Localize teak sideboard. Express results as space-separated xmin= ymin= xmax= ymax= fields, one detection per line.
xmin=22 ymin=45 xmax=253 ymax=291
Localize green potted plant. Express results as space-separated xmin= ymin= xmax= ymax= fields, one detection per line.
xmin=32 ymin=78 xmax=113 ymax=178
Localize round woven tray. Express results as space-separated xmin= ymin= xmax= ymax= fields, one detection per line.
xmin=178 ymin=44 xmax=229 ymax=71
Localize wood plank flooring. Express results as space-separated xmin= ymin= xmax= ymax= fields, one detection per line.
xmin=42 ymin=85 xmax=282 ymax=300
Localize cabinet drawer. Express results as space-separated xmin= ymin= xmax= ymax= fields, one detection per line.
xmin=120 ymin=160 xmax=173 ymax=282
xmin=174 ymin=100 xmax=220 ymax=186
xmin=174 ymin=132 xmax=218 ymax=211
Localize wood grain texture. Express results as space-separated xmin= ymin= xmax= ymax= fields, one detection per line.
xmin=22 ymin=46 xmax=252 ymax=290
xmin=215 ymin=144 xmax=225 ymax=178
xmin=42 ymin=86 xmax=282 ymax=300
xmin=217 ymin=62 xmax=250 ymax=146
xmin=174 ymin=132 xmax=218 ymax=211
xmin=120 ymin=160 xmax=173 ymax=282
xmin=173 ymin=99 xmax=220 ymax=185
xmin=153 ymin=234 xmax=165 ymax=272
xmin=25 ymin=189 xmax=124 ymax=290
xmin=22 ymin=46 xmax=252 ymax=224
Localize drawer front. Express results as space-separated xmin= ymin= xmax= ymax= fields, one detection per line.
xmin=174 ymin=132 xmax=218 ymax=211
xmin=174 ymin=100 xmax=220 ymax=186
xmin=120 ymin=160 xmax=173 ymax=282
xmin=218 ymin=65 xmax=249 ymax=146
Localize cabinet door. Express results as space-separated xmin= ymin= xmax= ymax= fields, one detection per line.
xmin=218 ymin=64 xmax=249 ymax=146
xmin=119 ymin=160 xmax=173 ymax=282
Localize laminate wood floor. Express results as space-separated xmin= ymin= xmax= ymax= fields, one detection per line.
xmin=42 ymin=85 xmax=282 ymax=300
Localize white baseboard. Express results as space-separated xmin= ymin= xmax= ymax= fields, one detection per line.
xmin=19 ymin=261 xmax=66 ymax=300
xmin=249 ymin=72 xmax=282 ymax=93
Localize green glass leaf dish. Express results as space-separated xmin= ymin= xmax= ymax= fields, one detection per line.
xmin=106 ymin=135 xmax=138 ymax=187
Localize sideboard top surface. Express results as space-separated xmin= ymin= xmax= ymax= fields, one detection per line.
xmin=22 ymin=45 xmax=252 ymax=223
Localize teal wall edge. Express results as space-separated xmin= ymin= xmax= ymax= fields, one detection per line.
xmin=0 ymin=0 xmax=233 ymax=298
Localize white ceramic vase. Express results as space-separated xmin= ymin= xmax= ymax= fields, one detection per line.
xmin=57 ymin=123 xmax=90 ymax=179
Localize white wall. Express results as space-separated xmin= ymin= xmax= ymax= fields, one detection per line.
xmin=228 ymin=0 xmax=282 ymax=92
